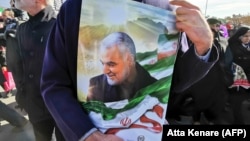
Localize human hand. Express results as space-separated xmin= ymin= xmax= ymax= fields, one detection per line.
xmin=170 ymin=0 xmax=213 ymax=55
xmin=85 ymin=130 xmax=123 ymax=141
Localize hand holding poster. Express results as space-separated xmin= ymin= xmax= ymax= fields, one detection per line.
xmin=77 ymin=0 xmax=179 ymax=140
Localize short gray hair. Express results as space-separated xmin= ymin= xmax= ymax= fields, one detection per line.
xmin=100 ymin=32 xmax=136 ymax=60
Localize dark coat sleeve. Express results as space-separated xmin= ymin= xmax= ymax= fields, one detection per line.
xmin=165 ymin=42 xmax=233 ymax=124
xmin=166 ymin=43 xmax=219 ymax=114
xmin=40 ymin=0 xmax=95 ymax=140
xmin=172 ymin=43 xmax=219 ymax=93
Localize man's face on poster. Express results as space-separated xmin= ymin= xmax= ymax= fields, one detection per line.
xmin=100 ymin=45 xmax=131 ymax=85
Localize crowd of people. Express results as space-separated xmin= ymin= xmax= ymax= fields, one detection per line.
xmin=0 ymin=0 xmax=249 ymax=141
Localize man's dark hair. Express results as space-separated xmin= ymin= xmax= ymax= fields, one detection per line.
xmin=207 ymin=18 xmax=221 ymax=25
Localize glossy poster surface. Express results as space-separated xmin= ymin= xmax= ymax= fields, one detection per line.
xmin=77 ymin=0 xmax=179 ymax=140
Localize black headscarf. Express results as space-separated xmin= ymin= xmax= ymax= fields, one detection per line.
xmin=228 ymin=26 xmax=250 ymax=46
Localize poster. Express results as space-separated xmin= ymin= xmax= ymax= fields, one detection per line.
xmin=77 ymin=0 xmax=179 ymax=140
xmin=230 ymin=62 xmax=250 ymax=89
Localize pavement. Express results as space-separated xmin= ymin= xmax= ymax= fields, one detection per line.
xmin=0 ymin=88 xmax=35 ymax=141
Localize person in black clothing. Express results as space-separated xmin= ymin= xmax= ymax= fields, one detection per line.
xmin=0 ymin=8 xmax=27 ymax=121
xmin=14 ymin=0 xmax=65 ymax=140
xmin=0 ymin=7 xmax=26 ymax=101
xmin=168 ymin=18 xmax=234 ymax=125
xmin=225 ymin=26 xmax=250 ymax=124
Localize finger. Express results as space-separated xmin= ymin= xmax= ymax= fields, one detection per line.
xmin=170 ymin=0 xmax=200 ymax=11
xmin=175 ymin=6 xmax=201 ymax=17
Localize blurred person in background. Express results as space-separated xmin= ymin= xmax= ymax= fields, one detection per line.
xmin=10 ymin=0 xmax=29 ymax=22
xmin=219 ymin=22 xmax=229 ymax=39
xmin=207 ymin=18 xmax=228 ymax=52
xmin=0 ymin=8 xmax=18 ymax=34
xmin=226 ymin=21 xmax=235 ymax=37
xmin=225 ymin=26 xmax=250 ymax=124
xmin=0 ymin=8 xmax=18 ymax=98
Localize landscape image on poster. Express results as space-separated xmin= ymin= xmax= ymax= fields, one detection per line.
xmin=77 ymin=0 xmax=179 ymax=140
